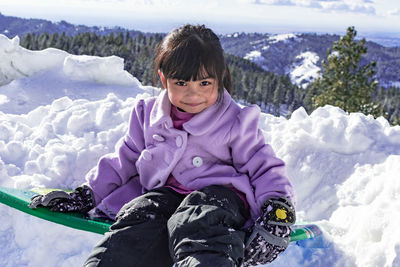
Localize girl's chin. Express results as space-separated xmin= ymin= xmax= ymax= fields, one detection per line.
xmin=180 ymin=105 xmax=206 ymax=114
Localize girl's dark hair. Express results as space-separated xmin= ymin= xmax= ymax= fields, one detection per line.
xmin=154 ymin=24 xmax=232 ymax=96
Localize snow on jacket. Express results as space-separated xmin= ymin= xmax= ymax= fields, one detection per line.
xmin=86 ymin=89 xmax=294 ymax=221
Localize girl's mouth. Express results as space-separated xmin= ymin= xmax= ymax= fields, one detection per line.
xmin=184 ymin=102 xmax=203 ymax=107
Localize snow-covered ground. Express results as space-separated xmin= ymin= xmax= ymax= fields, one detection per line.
xmin=1 ymin=34 xmax=400 ymax=267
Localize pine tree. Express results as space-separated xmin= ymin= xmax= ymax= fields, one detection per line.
xmin=273 ymin=79 xmax=285 ymax=115
xmin=311 ymin=26 xmax=383 ymax=117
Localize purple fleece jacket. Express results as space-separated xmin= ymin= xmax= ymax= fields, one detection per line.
xmin=86 ymin=89 xmax=294 ymax=222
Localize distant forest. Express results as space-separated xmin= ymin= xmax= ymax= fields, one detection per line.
xmin=20 ymin=32 xmax=400 ymax=125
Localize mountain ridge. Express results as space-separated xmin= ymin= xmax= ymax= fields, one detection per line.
xmin=1 ymin=12 xmax=399 ymax=88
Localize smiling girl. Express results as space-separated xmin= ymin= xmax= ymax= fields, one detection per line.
xmin=30 ymin=24 xmax=295 ymax=267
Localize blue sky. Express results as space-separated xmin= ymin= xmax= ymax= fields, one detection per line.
xmin=1 ymin=0 xmax=399 ymax=35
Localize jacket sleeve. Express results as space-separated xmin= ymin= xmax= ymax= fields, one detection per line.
xmin=85 ymin=99 xmax=146 ymax=205
xmin=229 ymin=105 xmax=295 ymax=209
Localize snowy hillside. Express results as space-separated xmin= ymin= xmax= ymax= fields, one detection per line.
xmin=221 ymin=32 xmax=400 ymax=89
xmin=227 ymin=33 xmax=322 ymax=87
xmin=1 ymin=34 xmax=400 ymax=267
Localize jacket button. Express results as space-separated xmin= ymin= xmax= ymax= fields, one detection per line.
xmin=175 ymin=136 xmax=183 ymax=147
xmin=152 ymin=134 xmax=165 ymax=142
xmin=142 ymin=150 xmax=152 ymax=161
xmin=192 ymin=156 xmax=203 ymax=167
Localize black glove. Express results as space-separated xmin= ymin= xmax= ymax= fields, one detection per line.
xmin=29 ymin=185 xmax=95 ymax=213
xmin=243 ymin=197 xmax=295 ymax=267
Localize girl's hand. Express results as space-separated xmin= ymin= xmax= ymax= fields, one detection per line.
xmin=29 ymin=185 xmax=95 ymax=214
xmin=243 ymin=197 xmax=295 ymax=266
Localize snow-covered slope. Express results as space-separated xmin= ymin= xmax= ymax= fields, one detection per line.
xmin=228 ymin=33 xmax=321 ymax=87
xmin=289 ymin=51 xmax=320 ymax=88
xmin=1 ymin=34 xmax=400 ymax=267
xmin=221 ymin=32 xmax=400 ymax=89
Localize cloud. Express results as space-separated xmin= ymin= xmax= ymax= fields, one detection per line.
xmin=320 ymin=1 xmax=376 ymax=14
xmin=78 ymin=0 xmax=165 ymax=4
xmin=253 ymin=0 xmax=294 ymax=5
xmin=387 ymin=8 xmax=400 ymax=16
xmin=249 ymin=0 xmax=376 ymax=15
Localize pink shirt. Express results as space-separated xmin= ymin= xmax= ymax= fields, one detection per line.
xmin=165 ymin=105 xmax=249 ymax=212
xmin=164 ymin=105 xmax=196 ymax=194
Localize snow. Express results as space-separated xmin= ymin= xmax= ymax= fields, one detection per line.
xmin=226 ymin=32 xmax=240 ymax=38
xmin=0 ymin=94 xmax=8 ymax=105
xmin=289 ymin=51 xmax=320 ymax=88
xmin=244 ymin=50 xmax=263 ymax=63
xmin=1 ymin=34 xmax=400 ymax=267
xmin=268 ymin=33 xmax=298 ymax=43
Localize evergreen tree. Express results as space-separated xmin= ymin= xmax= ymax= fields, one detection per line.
xmin=21 ymin=33 xmax=33 ymax=49
xmin=311 ymin=26 xmax=383 ymax=117
xmin=273 ymin=79 xmax=285 ymax=115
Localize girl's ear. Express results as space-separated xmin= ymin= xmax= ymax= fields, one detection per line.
xmin=158 ymin=70 xmax=167 ymax=89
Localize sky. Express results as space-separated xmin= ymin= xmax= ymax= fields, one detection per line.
xmin=1 ymin=0 xmax=400 ymax=36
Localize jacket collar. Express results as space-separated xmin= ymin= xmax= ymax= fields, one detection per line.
xmin=150 ymin=89 xmax=232 ymax=136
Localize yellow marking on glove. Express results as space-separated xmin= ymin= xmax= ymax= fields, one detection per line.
xmin=276 ymin=208 xmax=287 ymax=220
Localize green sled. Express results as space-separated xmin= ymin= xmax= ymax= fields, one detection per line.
xmin=0 ymin=186 xmax=321 ymax=242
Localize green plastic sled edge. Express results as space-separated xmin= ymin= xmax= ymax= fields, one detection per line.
xmin=0 ymin=186 xmax=322 ymax=241
xmin=0 ymin=186 xmax=111 ymax=234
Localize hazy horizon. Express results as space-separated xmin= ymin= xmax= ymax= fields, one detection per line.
xmin=1 ymin=0 xmax=399 ymax=37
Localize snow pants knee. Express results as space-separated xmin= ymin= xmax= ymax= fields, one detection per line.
xmin=84 ymin=185 xmax=248 ymax=267
xmin=168 ymin=185 xmax=248 ymax=267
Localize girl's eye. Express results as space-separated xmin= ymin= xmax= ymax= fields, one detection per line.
xmin=200 ymin=81 xmax=211 ymax=86
xmin=176 ymin=81 xmax=186 ymax=86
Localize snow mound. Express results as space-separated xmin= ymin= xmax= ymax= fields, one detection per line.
xmin=0 ymin=34 xmax=139 ymax=87
xmin=0 ymin=34 xmax=154 ymax=115
xmin=0 ymin=35 xmax=67 ymax=86
xmin=63 ymin=54 xmax=138 ymax=85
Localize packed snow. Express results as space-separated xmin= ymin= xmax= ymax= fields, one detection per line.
xmin=1 ymin=34 xmax=400 ymax=267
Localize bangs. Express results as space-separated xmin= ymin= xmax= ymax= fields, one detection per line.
xmin=160 ymin=37 xmax=223 ymax=82
xmin=154 ymin=24 xmax=232 ymax=95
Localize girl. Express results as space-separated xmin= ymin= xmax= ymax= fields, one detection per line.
xmin=30 ymin=24 xmax=295 ymax=267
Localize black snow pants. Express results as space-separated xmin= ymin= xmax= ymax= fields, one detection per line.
xmin=84 ymin=185 xmax=248 ymax=267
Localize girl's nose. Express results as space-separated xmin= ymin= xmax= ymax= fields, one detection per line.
xmin=186 ymin=84 xmax=199 ymax=96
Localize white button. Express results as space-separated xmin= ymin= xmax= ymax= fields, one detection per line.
xmin=142 ymin=150 xmax=152 ymax=161
xmin=175 ymin=136 xmax=183 ymax=147
xmin=152 ymin=134 xmax=165 ymax=142
xmin=192 ymin=156 xmax=203 ymax=167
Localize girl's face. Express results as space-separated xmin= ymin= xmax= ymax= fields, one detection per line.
xmin=159 ymin=71 xmax=219 ymax=114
